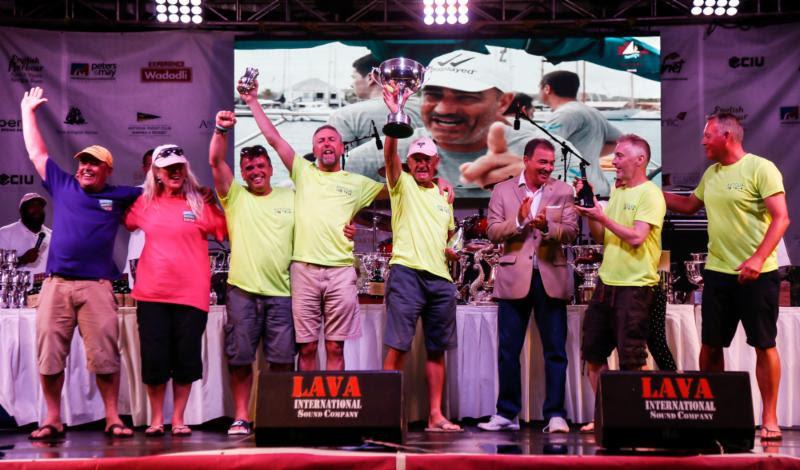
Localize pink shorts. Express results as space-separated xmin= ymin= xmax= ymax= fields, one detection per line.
xmin=290 ymin=262 xmax=361 ymax=343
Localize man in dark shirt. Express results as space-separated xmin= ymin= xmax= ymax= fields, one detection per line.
xmin=21 ymin=87 xmax=140 ymax=440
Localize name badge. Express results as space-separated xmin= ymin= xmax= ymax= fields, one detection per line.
xmin=183 ymin=210 xmax=196 ymax=222
xmin=98 ymin=199 xmax=113 ymax=211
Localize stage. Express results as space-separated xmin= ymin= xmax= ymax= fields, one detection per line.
xmin=0 ymin=423 xmax=798 ymax=469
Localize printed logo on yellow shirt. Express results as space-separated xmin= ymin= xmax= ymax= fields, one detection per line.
xmin=335 ymin=185 xmax=353 ymax=197
xmin=274 ymin=207 xmax=293 ymax=215
xmin=623 ymin=202 xmax=637 ymax=211
xmin=726 ymin=182 xmax=745 ymax=192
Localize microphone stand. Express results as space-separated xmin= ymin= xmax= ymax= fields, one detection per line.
xmin=514 ymin=108 xmax=591 ymax=181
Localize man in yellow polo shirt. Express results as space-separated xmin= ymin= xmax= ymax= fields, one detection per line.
xmin=664 ymin=113 xmax=790 ymax=442
xmin=210 ymin=111 xmax=296 ymax=436
xmin=381 ymin=130 xmax=461 ymax=433
xmin=575 ymin=134 xmax=666 ymax=432
xmin=240 ymin=81 xmax=386 ymax=372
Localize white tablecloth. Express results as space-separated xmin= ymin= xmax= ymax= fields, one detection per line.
xmin=1 ymin=305 xmax=799 ymax=427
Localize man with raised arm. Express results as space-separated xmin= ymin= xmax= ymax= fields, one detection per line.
xmin=208 ymin=110 xmax=296 ymax=436
xmin=664 ymin=113 xmax=789 ymax=442
xmin=20 ymin=87 xmax=137 ymax=440
xmin=379 ymin=86 xmax=461 ymax=432
xmin=240 ymin=79 xmax=385 ymax=371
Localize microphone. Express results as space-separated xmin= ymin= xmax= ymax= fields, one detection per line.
xmin=34 ymin=232 xmax=46 ymax=250
xmin=371 ymin=120 xmax=383 ymax=150
xmin=513 ymin=105 xmax=521 ymax=131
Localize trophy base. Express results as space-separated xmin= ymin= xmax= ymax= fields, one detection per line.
xmin=383 ymin=122 xmax=414 ymax=139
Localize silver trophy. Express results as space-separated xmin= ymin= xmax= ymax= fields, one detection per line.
xmin=569 ymin=244 xmax=604 ymax=304
xmin=371 ymin=58 xmax=428 ymax=138
xmin=684 ymin=252 xmax=706 ymax=304
xmin=237 ymin=67 xmax=259 ymax=95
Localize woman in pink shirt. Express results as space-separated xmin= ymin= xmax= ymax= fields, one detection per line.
xmin=125 ymin=144 xmax=226 ymax=437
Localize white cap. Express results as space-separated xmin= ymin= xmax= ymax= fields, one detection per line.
xmin=152 ymin=144 xmax=188 ymax=168
xmin=425 ymin=50 xmax=512 ymax=93
xmin=19 ymin=192 xmax=46 ymax=209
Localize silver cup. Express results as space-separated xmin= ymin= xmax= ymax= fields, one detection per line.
xmin=371 ymin=58 xmax=427 ymax=138
xmin=237 ymin=67 xmax=259 ymax=95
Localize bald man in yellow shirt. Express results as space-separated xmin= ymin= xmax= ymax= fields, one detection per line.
xmin=664 ymin=113 xmax=790 ymax=442
xmin=575 ymin=134 xmax=666 ymax=433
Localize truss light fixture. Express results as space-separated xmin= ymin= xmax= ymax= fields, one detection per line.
xmin=424 ymin=0 xmax=468 ymax=25
xmin=156 ymin=0 xmax=202 ymax=23
xmin=692 ymin=0 xmax=740 ymax=15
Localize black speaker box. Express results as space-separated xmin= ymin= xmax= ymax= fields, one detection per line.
xmin=596 ymin=371 xmax=754 ymax=451
xmin=255 ymin=370 xmax=404 ymax=447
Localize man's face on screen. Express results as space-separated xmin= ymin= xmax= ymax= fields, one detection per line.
xmin=421 ymin=86 xmax=511 ymax=153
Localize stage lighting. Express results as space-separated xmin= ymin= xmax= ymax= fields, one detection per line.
xmin=155 ymin=0 xmax=202 ymax=24
xmin=691 ymin=6 xmax=702 ymax=14
xmin=424 ymin=0 xmax=467 ymax=25
xmin=727 ymin=7 xmax=738 ymax=14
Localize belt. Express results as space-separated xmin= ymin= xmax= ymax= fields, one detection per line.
xmin=50 ymin=274 xmax=104 ymax=282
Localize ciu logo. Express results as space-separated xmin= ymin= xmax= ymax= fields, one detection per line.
xmin=641 ymin=376 xmax=715 ymax=400
xmin=292 ymin=375 xmax=362 ymax=398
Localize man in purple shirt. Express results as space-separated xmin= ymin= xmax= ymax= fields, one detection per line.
xmin=21 ymin=87 xmax=140 ymax=440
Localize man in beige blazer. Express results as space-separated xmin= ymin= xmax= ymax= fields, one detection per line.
xmin=478 ymin=138 xmax=578 ymax=433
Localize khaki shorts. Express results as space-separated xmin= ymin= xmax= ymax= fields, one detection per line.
xmin=36 ymin=276 xmax=120 ymax=375
xmin=290 ymin=262 xmax=360 ymax=343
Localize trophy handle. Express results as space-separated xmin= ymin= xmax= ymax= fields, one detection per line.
xmin=370 ymin=67 xmax=383 ymax=87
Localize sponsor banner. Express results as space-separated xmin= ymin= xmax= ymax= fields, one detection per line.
xmin=661 ymin=22 xmax=800 ymax=262
xmin=141 ymin=60 xmax=192 ymax=82
xmin=127 ymin=112 xmax=172 ymax=136
xmin=70 ymin=62 xmax=118 ymax=80
xmin=7 ymin=54 xmax=44 ymax=84
xmin=0 ymin=27 xmax=234 ymax=276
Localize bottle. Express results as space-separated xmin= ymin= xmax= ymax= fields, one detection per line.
xmin=576 ymin=165 xmax=594 ymax=208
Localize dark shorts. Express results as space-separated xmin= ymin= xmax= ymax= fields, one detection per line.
xmin=136 ymin=301 xmax=208 ymax=385
xmin=384 ymin=264 xmax=457 ymax=353
xmin=224 ymin=285 xmax=296 ymax=365
xmin=581 ymin=281 xmax=654 ymax=370
xmin=701 ymin=269 xmax=779 ymax=349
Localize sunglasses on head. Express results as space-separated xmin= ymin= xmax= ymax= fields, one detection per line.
xmin=240 ymin=145 xmax=268 ymax=158
xmin=156 ymin=146 xmax=184 ymax=160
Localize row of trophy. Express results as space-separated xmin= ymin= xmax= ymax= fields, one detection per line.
xmin=0 ymin=249 xmax=30 ymax=308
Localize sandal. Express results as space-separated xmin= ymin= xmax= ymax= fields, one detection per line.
xmin=761 ymin=427 xmax=783 ymax=442
xmin=28 ymin=424 xmax=65 ymax=441
xmin=171 ymin=425 xmax=192 ymax=436
xmin=145 ymin=424 xmax=165 ymax=437
xmin=227 ymin=420 xmax=253 ymax=436
xmin=425 ymin=419 xmax=463 ymax=433
xmin=105 ymin=423 xmax=134 ymax=438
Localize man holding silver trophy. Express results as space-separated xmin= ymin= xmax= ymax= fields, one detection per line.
xmin=208 ymin=95 xmax=297 ymax=436
xmin=238 ymin=72 xmax=386 ymax=372
xmin=346 ymin=50 xmax=584 ymax=198
xmin=378 ymin=83 xmax=462 ymax=432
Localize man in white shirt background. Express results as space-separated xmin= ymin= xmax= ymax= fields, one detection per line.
xmin=0 ymin=193 xmax=51 ymax=275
